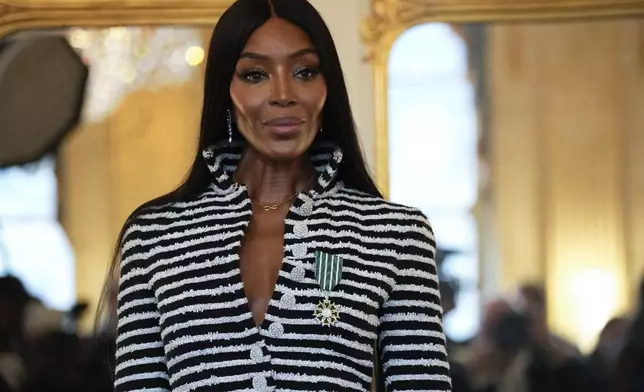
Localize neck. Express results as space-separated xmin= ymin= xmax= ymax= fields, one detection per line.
xmin=234 ymin=146 xmax=316 ymax=205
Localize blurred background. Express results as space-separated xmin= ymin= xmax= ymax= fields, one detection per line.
xmin=0 ymin=1 xmax=643 ymax=391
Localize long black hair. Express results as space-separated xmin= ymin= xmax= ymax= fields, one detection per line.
xmin=95 ymin=0 xmax=381 ymax=330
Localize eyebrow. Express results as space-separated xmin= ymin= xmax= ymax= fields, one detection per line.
xmin=239 ymin=48 xmax=318 ymax=60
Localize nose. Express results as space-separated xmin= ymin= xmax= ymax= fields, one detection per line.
xmin=269 ymin=75 xmax=297 ymax=108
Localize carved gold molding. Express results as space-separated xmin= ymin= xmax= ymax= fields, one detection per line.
xmin=362 ymin=0 xmax=644 ymax=198
xmin=0 ymin=0 xmax=234 ymax=37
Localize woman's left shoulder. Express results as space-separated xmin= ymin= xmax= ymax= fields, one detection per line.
xmin=329 ymin=187 xmax=433 ymax=229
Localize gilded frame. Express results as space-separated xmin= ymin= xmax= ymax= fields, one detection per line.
xmin=362 ymin=0 xmax=644 ymax=198
xmin=0 ymin=0 xmax=235 ymax=37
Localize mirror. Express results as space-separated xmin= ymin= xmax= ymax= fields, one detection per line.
xmin=372 ymin=1 xmax=644 ymax=370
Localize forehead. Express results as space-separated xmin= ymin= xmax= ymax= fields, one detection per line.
xmin=242 ymin=17 xmax=315 ymax=56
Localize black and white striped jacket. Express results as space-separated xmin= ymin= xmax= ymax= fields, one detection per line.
xmin=115 ymin=142 xmax=451 ymax=392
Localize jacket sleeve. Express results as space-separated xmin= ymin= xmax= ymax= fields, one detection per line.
xmin=114 ymin=222 xmax=171 ymax=391
xmin=378 ymin=211 xmax=452 ymax=391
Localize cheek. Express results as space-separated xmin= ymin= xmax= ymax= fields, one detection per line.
xmin=230 ymin=81 xmax=265 ymax=122
xmin=317 ymin=89 xmax=327 ymax=113
xmin=317 ymin=81 xmax=327 ymax=110
xmin=306 ymin=82 xmax=327 ymax=117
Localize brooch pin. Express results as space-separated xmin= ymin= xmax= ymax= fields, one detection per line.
xmin=313 ymin=250 xmax=343 ymax=326
xmin=314 ymin=298 xmax=340 ymax=326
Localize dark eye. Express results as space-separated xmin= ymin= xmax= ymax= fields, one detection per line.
xmin=238 ymin=69 xmax=268 ymax=84
xmin=295 ymin=67 xmax=320 ymax=81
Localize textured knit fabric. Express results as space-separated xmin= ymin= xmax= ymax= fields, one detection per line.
xmin=114 ymin=141 xmax=451 ymax=392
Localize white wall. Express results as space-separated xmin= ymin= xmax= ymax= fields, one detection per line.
xmin=309 ymin=0 xmax=376 ymax=171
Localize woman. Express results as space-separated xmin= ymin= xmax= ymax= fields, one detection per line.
xmin=106 ymin=0 xmax=451 ymax=391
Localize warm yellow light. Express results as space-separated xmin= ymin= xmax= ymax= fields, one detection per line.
xmin=121 ymin=66 xmax=137 ymax=84
xmin=185 ymin=46 xmax=205 ymax=66
xmin=562 ymin=268 xmax=623 ymax=352
xmin=68 ymin=29 xmax=91 ymax=50
xmin=109 ymin=26 xmax=127 ymax=39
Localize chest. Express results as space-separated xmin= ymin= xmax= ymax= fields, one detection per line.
xmin=145 ymin=195 xmax=399 ymax=345
xmin=239 ymin=205 xmax=286 ymax=268
xmin=238 ymin=206 xmax=289 ymax=324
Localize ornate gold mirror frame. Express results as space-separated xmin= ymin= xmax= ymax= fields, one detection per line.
xmin=362 ymin=0 xmax=644 ymax=198
xmin=0 ymin=0 xmax=234 ymax=37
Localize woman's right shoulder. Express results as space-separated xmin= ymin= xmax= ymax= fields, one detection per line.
xmin=119 ymin=190 xmax=213 ymax=256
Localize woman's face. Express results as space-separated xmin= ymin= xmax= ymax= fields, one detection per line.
xmin=230 ymin=17 xmax=327 ymax=161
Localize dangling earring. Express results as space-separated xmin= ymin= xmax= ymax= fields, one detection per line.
xmin=227 ymin=109 xmax=233 ymax=143
xmin=319 ymin=127 xmax=323 ymax=133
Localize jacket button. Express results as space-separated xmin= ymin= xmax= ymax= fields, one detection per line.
xmin=250 ymin=346 xmax=263 ymax=362
xmin=252 ymin=374 xmax=267 ymax=390
xmin=268 ymin=322 xmax=284 ymax=338
xmin=293 ymin=222 xmax=308 ymax=238
xmin=333 ymin=149 xmax=344 ymax=163
xmin=291 ymin=266 xmax=306 ymax=282
xmin=280 ymin=293 xmax=296 ymax=309
xmin=202 ymin=148 xmax=214 ymax=159
xmin=292 ymin=243 xmax=307 ymax=258
xmin=299 ymin=201 xmax=314 ymax=216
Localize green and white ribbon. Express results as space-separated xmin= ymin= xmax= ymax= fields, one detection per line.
xmin=314 ymin=250 xmax=344 ymax=291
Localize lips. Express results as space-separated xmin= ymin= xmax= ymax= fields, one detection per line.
xmin=263 ymin=117 xmax=304 ymax=137
xmin=264 ymin=117 xmax=304 ymax=126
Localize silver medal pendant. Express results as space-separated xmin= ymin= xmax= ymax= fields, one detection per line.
xmin=314 ymin=297 xmax=340 ymax=327
xmin=313 ymin=250 xmax=344 ymax=326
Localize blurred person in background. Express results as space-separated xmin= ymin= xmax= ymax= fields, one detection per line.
xmin=19 ymin=331 xmax=85 ymax=392
xmin=513 ymin=283 xmax=590 ymax=390
xmin=439 ymin=278 xmax=474 ymax=392
xmin=0 ymin=276 xmax=30 ymax=391
xmin=586 ymin=316 xmax=630 ymax=392
xmin=465 ymin=299 xmax=532 ymax=392
xmin=0 ymin=275 xmax=94 ymax=392
xmin=435 ymin=248 xmax=466 ymax=357
xmin=515 ymin=284 xmax=580 ymax=361
xmin=466 ymin=288 xmax=591 ymax=392
xmin=613 ymin=277 xmax=644 ymax=392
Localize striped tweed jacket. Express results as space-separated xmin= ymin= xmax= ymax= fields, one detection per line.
xmin=115 ymin=142 xmax=451 ymax=392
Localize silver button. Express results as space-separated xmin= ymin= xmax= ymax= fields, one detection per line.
xmin=252 ymin=374 xmax=268 ymax=390
xmin=292 ymin=243 xmax=307 ymax=258
xmin=291 ymin=266 xmax=306 ymax=282
xmin=250 ymin=346 xmax=263 ymax=362
xmin=280 ymin=293 xmax=296 ymax=309
xmin=299 ymin=201 xmax=314 ymax=216
xmin=202 ymin=148 xmax=214 ymax=159
xmin=333 ymin=149 xmax=343 ymax=163
xmin=268 ymin=322 xmax=284 ymax=338
xmin=293 ymin=222 xmax=309 ymax=238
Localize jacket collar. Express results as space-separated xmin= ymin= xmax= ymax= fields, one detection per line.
xmin=202 ymin=140 xmax=344 ymax=197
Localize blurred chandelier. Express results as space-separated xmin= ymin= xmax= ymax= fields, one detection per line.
xmin=66 ymin=27 xmax=205 ymax=123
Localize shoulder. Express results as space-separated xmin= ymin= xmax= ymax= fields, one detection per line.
xmin=328 ymin=187 xmax=432 ymax=226
xmin=118 ymin=191 xmax=214 ymax=267
xmin=322 ymin=187 xmax=435 ymax=244
xmin=123 ymin=188 xmax=220 ymax=235
xmin=327 ymin=189 xmax=438 ymax=275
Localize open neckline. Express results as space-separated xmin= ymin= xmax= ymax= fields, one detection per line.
xmin=234 ymin=189 xmax=303 ymax=333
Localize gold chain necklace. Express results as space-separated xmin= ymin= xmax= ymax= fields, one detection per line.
xmin=250 ymin=176 xmax=316 ymax=212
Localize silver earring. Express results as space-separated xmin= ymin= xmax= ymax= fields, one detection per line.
xmin=227 ymin=109 xmax=233 ymax=143
xmin=319 ymin=127 xmax=323 ymax=133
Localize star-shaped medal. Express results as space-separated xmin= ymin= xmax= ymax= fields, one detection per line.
xmin=314 ymin=298 xmax=340 ymax=326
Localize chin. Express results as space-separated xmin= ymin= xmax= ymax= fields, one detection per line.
xmin=256 ymin=138 xmax=313 ymax=161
